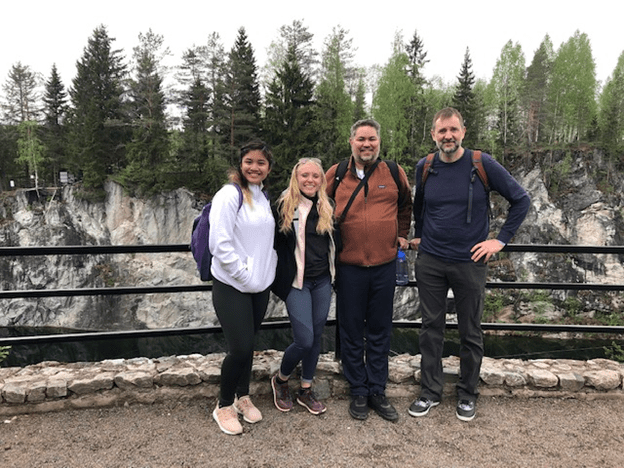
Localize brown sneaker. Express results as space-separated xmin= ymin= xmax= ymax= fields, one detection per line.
xmin=297 ymin=388 xmax=327 ymax=415
xmin=212 ymin=404 xmax=243 ymax=435
xmin=271 ymin=374 xmax=293 ymax=412
xmin=234 ymin=395 xmax=263 ymax=423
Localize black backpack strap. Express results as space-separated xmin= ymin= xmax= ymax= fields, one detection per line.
xmin=336 ymin=159 xmax=381 ymax=224
xmin=414 ymin=153 xmax=435 ymax=220
xmin=329 ymin=159 xmax=350 ymax=199
xmin=385 ymin=159 xmax=399 ymax=187
xmin=384 ymin=159 xmax=407 ymax=206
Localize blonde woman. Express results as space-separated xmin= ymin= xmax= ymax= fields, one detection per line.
xmin=271 ymin=158 xmax=335 ymax=415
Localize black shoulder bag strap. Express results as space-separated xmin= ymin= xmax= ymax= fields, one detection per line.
xmin=335 ymin=159 xmax=380 ymax=224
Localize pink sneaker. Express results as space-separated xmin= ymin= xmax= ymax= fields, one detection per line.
xmin=212 ymin=404 xmax=243 ymax=435
xmin=234 ymin=395 xmax=263 ymax=423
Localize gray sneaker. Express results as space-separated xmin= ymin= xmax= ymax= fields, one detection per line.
xmin=408 ymin=397 xmax=440 ymax=417
xmin=456 ymin=399 xmax=476 ymax=422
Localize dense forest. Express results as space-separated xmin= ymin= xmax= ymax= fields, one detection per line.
xmin=1 ymin=22 xmax=623 ymax=199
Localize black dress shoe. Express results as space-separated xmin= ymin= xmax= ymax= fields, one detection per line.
xmin=349 ymin=395 xmax=369 ymax=420
xmin=368 ymin=394 xmax=399 ymax=422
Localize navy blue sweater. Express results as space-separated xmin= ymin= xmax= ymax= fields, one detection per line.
xmin=413 ymin=149 xmax=530 ymax=263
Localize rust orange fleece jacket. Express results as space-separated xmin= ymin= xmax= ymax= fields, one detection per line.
xmin=326 ymin=157 xmax=412 ymax=267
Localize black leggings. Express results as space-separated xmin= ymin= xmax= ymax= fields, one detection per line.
xmin=212 ymin=279 xmax=271 ymax=407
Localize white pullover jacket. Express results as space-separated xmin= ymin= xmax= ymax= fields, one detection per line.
xmin=209 ymin=183 xmax=277 ymax=293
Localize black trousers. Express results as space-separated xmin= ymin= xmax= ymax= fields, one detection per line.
xmin=416 ymin=253 xmax=487 ymax=403
xmin=212 ymin=279 xmax=271 ymax=407
xmin=335 ymin=261 xmax=396 ymax=397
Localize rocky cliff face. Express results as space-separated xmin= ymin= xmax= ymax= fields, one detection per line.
xmin=1 ymin=149 xmax=622 ymax=330
xmin=0 ymin=181 xmax=229 ymax=330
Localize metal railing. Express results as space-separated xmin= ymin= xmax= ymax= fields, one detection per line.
xmin=1 ymin=244 xmax=623 ymax=347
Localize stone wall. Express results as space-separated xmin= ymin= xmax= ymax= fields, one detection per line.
xmin=2 ymin=351 xmax=624 ymax=417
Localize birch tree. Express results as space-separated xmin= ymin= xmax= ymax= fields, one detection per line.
xmin=546 ymin=30 xmax=597 ymax=143
xmin=489 ymin=40 xmax=526 ymax=155
xmin=598 ymin=50 xmax=624 ymax=175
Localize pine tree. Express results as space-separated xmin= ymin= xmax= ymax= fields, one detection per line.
xmin=406 ymin=30 xmax=430 ymax=158
xmin=470 ymin=78 xmax=492 ymax=150
xmin=264 ymin=43 xmax=315 ymax=194
xmin=2 ymin=62 xmax=40 ymax=124
xmin=0 ymin=126 xmax=19 ymax=190
xmin=263 ymin=20 xmax=319 ymax=87
xmin=352 ymin=71 xmax=367 ymax=122
xmin=523 ymin=36 xmax=553 ymax=145
xmin=42 ymin=64 xmax=68 ymax=185
xmin=174 ymin=43 xmax=228 ymax=194
xmin=313 ymin=27 xmax=354 ymax=167
xmin=43 ymin=65 xmax=67 ymax=127
xmin=122 ymin=30 xmax=170 ymax=195
xmin=68 ymin=25 xmax=128 ymax=192
xmin=452 ymin=48 xmax=477 ymax=146
xmin=224 ymin=28 xmax=262 ymax=161
xmin=200 ymin=33 xmax=229 ymax=161
xmin=371 ymin=33 xmax=414 ymax=170
xmin=180 ymin=76 xmax=211 ymax=185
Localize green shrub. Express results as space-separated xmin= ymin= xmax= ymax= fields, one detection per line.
xmin=483 ymin=292 xmax=507 ymax=322
xmin=0 ymin=346 xmax=10 ymax=364
xmin=604 ymin=341 xmax=624 ymax=362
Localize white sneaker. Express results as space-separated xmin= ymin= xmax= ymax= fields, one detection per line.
xmin=234 ymin=395 xmax=263 ymax=423
xmin=212 ymin=404 xmax=243 ymax=435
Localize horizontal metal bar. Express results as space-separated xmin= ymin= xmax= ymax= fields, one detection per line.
xmin=0 ymin=244 xmax=191 ymax=256
xmin=396 ymin=321 xmax=624 ymax=334
xmin=0 ymin=319 xmax=306 ymax=346
xmin=502 ymin=244 xmax=624 ymax=254
xmin=485 ymin=282 xmax=624 ymax=291
xmin=2 ymin=320 xmax=623 ymax=347
xmin=379 ymin=281 xmax=624 ymax=291
xmin=0 ymin=284 xmax=212 ymax=299
xmin=1 ymin=243 xmax=623 ymax=348
xmin=0 ymin=244 xmax=622 ymax=257
xmin=2 ymin=281 xmax=623 ymax=300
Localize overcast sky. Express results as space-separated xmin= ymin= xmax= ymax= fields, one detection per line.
xmin=1 ymin=0 xmax=621 ymax=94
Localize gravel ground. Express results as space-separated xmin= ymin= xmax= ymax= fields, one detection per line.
xmin=2 ymin=395 xmax=623 ymax=468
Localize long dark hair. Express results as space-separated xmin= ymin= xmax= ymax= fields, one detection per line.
xmin=228 ymin=140 xmax=273 ymax=204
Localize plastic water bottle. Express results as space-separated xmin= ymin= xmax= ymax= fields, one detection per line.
xmin=396 ymin=249 xmax=409 ymax=285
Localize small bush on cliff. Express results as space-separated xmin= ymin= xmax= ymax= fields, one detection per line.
xmin=0 ymin=346 xmax=10 ymax=364
xmin=604 ymin=342 xmax=624 ymax=362
xmin=483 ymin=292 xmax=508 ymax=322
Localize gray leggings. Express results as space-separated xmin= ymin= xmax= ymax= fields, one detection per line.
xmin=212 ymin=279 xmax=271 ymax=407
